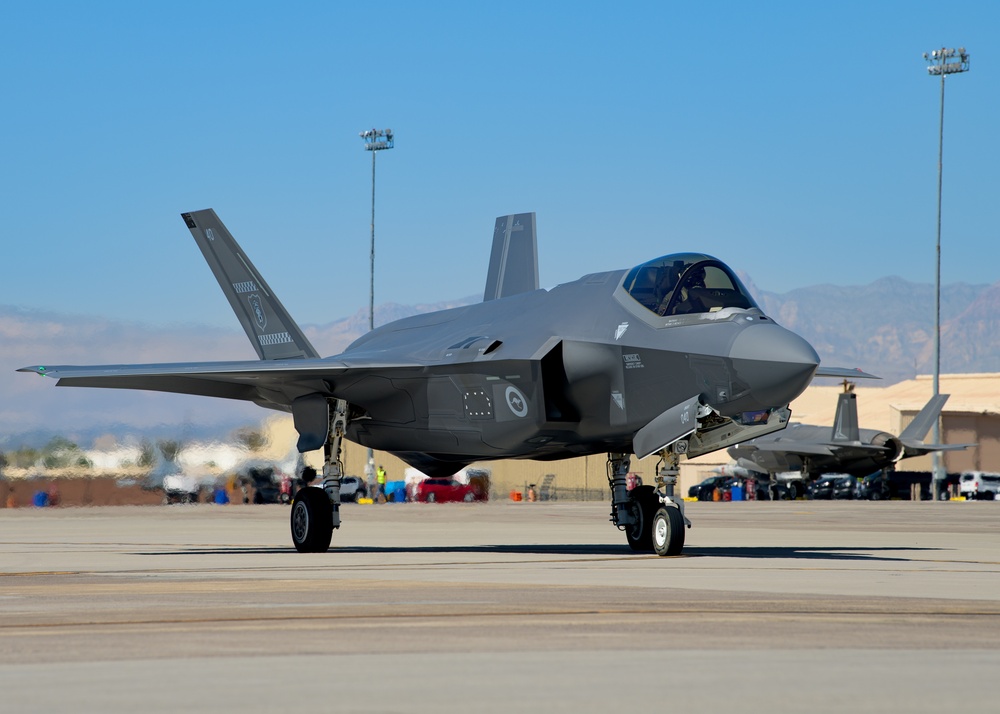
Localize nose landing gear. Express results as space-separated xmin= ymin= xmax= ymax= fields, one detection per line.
xmin=608 ymin=447 xmax=689 ymax=556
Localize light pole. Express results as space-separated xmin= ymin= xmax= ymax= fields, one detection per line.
xmin=359 ymin=127 xmax=394 ymax=485
xmin=922 ymin=48 xmax=969 ymax=499
xmin=359 ymin=128 xmax=394 ymax=331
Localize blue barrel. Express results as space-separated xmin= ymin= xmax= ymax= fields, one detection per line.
xmin=731 ymin=485 xmax=744 ymax=501
xmin=33 ymin=490 xmax=49 ymax=507
xmin=385 ymin=481 xmax=406 ymax=502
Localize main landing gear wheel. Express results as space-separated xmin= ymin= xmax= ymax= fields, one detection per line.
xmin=625 ymin=486 xmax=659 ymax=552
xmin=290 ymin=488 xmax=333 ymax=553
xmin=651 ymin=506 xmax=685 ymax=557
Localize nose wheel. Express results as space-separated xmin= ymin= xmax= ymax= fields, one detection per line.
xmin=651 ymin=505 xmax=685 ymax=556
xmin=290 ymin=488 xmax=333 ymax=553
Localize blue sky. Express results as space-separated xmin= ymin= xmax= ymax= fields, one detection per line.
xmin=2 ymin=1 xmax=997 ymax=329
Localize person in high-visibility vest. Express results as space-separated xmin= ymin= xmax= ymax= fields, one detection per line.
xmin=376 ymin=465 xmax=387 ymax=502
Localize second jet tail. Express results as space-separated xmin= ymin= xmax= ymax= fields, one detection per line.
xmin=830 ymin=391 xmax=860 ymax=443
xmin=483 ymin=212 xmax=539 ymax=301
xmin=181 ymin=209 xmax=319 ymax=361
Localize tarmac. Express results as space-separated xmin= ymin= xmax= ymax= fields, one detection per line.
xmin=1 ymin=499 xmax=999 ymax=713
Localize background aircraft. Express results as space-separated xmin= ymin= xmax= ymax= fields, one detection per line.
xmin=727 ymin=385 xmax=972 ymax=484
xmin=20 ymin=210 xmax=869 ymax=555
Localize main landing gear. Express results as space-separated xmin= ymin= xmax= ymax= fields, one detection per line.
xmin=608 ymin=448 xmax=690 ymax=556
xmin=290 ymin=399 xmax=347 ymax=553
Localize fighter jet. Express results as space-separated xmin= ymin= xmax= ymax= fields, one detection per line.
xmin=20 ymin=209 xmax=869 ymax=555
xmin=727 ymin=386 xmax=972 ymax=483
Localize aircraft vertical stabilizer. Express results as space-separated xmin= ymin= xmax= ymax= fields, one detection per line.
xmin=899 ymin=394 xmax=949 ymax=443
xmin=830 ymin=391 xmax=860 ymax=442
xmin=181 ymin=209 xmax=319 ymax=361
xmin=483 ymin=212 xmax=539 ymax=301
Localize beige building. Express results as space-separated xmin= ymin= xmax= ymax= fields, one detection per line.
xmin=261 ymin=373 xmax=1000 ymax=500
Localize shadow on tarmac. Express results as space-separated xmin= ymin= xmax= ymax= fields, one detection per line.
xmin=135 ymin=543 xmax=940 ymax=562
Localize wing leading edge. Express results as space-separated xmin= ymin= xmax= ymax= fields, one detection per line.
xmin=17 ymin=355 xmax=427 ymax=411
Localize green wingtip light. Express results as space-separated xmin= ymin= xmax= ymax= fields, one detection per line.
xmin=38 ymin=366 xmax=46 ymax=372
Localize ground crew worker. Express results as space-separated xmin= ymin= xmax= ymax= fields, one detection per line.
xmin=376 ymin=465 xmax=387 ymax=502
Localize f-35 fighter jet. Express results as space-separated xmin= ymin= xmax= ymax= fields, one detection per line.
xmin=727 ymin=387 xmax=972 ymax=482
xmin=20 ymin=210 xmax=867 ymax=555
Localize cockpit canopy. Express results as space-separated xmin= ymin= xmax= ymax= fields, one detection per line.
xmin=622 ymin=253 xmax=759 ymax=317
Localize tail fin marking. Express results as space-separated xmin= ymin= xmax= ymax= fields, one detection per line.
xmin=181 ymin=209 xmax=320 ymax=360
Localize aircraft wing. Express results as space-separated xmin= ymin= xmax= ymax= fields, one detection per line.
xmin=900 ymin=441 xmax=976 ymax=457
xmin=17 ymin=356 xmax=419 ymax=409
xmin=743 ymin=442 xmax=835 ymax=457
xmin=813 ymin=366 xmax=880 ymax=380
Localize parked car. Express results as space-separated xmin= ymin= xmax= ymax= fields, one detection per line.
xmin=415 ymin=477 xmax=480 ymax=503
xmin=688 ymin=475 xmax=729 ymax=501
xmin=339 ymin=475 xmax=368 ymax=502
xmin=807 ymin=474 xmax=856 ymax=500
xmin=857 ymin=472 xmax=892 ymax=500
xmin=772 ymin=472 xmax=805 ymax=500
xmin=247 ymin=466 xmax=293 ymax=504
xmin=959 ymin=471 xmax=1000 ymax=500
xmin=832 ymin=475 xmax=858 ymax=499
xmin=163 ymin=473 xmax=201 ymax=504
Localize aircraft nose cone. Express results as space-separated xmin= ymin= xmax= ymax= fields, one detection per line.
xmin=728 ymin=322 xmax=819 ymax=411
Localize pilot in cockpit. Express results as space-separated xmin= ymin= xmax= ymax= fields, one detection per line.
xmin=654 ymin=262 xmax=684 ymax=315
xmin=672 ymin=266 xmax=707 ymax=314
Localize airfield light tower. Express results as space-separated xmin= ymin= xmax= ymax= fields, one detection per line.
xmin=360 ymin=127 xmax=394 ymax=486
xmin=922 ymin=48 xmax=969 ymax=498
xmin=359 ymin=128 xmax=395 ymax=332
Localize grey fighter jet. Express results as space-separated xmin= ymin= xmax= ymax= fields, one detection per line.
xmin=20 ymin=209 xmax=868 ymax=555
xmin=727 ymin=387 xmax=972 ymax=485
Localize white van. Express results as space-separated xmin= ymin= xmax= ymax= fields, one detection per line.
xmin=959 ymin=472 xmax=1000 ymax=500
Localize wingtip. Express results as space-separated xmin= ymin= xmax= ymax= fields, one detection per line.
xmin=17 ymin=365 xmax=49 ymax=376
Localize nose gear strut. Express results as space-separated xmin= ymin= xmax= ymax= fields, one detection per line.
xmin=608 ymin=433 xmax=692 ymax=556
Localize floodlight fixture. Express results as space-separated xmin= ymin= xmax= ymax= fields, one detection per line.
xmin=360 ymin=128 xmax=394 ymax=151
xmin=924 ymin=48 xmax=970 ymax=76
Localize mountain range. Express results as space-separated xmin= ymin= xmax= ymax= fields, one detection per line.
xmin=3 ymin=276 xmax=998 ymax=448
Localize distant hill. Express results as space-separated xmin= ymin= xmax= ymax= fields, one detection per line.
xmin=742 ymin=276 xmax=998 ymax=384
xmin=4 ymin=276 xmax=998 ymax=446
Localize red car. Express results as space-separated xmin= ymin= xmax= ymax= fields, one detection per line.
xmin=415 ymin=478 xmax=482 ymax=503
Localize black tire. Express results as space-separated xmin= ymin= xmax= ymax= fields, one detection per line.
xmin=651 ymin=506 xmax=685 ymax=556
xmin=290 ymin=488 xmax=333 ymax=553
xmin=625 ymin=486 xmax=659 ymax=552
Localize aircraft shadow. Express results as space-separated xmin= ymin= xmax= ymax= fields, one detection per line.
xmin=136 ymin=544 xmax=940 ymax=562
